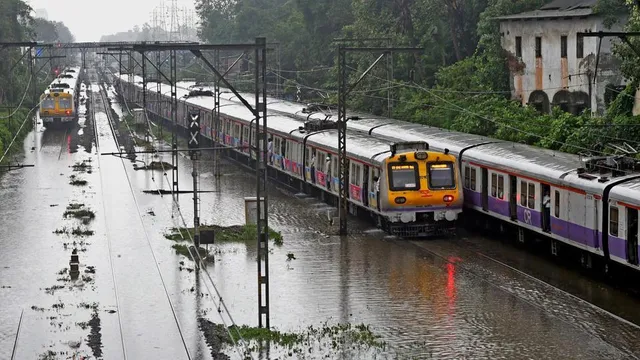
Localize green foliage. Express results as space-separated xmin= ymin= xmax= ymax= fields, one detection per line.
xmin=193 ymin=0 xmax=640 ymax=155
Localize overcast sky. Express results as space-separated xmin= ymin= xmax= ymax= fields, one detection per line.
xmin=26 ymin=0 xmax=195 ymax=42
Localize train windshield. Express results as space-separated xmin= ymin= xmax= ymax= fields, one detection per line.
xmin=428 ymin=163 xmax=455 ymax=189
xmin=41 ymin=98 xmax=55 ymax=109
xmin=388 ymin=163 xmax=419 ymax=191
xmin=58 ymin=98 xmax=71 ymax=109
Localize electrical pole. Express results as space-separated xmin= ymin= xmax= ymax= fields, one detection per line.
xmin=336 ymin=45 xmax=423 ymax=235
xmin=255 ymin=37 xmax=269 ymax=328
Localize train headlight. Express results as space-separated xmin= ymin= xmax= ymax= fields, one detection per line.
xmin=443 ymin=195 xmax=454 ymax=203
xmin=415 ymin=151 xmax=428 ymax=160
xmin=394 ymin=197 xmax=407 ymax=204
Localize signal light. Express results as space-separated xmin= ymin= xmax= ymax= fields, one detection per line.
xmin=443 ymin=195 xmax=454 ymax=202
xmin=65 ymin=110 xmax=71 ymax=115
xmin=394 ymin=197 xmax=406 ymax=204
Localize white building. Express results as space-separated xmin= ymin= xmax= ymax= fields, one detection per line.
xmin=497 ymin=0 xmax=626 ymax=115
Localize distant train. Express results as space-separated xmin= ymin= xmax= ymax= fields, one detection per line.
xmin=39 ymin=67 xmax=81 ymax=127
xmin=115 ymin=77 xmax=463 ymax=237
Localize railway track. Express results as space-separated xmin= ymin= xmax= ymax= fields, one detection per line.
xmin=400 ymin=235 xmax=640 ymax=358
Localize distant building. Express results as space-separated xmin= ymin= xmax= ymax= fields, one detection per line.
xmin=497 ymin=0 xmax=627 ymax=115
xmin=34 ymin=8 xmax=48 ymax=20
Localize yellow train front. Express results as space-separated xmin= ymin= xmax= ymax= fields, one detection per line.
xmin=378 ymin=142 xmax=463 ymax=237
xmin=39 ymin=88 xmax=76 ymax=127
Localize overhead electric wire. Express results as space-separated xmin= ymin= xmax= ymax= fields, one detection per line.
xmin=111 ymin=69 xmax=255 ymax=359
xmin=0 ymin=97 xmax=43 ymax=164
xmin=0 ymin=74 xmax=33 ymax=120
xmin=97 ymin=80 xmax=193 ymax=360
xmin=92 ymin=83 xmax=128 ymax=360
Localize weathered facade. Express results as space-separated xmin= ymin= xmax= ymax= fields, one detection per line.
xmin=498 ymin=0 xmax=626 ymax=115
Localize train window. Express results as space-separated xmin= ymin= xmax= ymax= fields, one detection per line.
xmin=491 ymin=173 xmax=497 ymax=197
xmin=520 ymin=181 xmax=527 ymax=206
xmin=58 ymin=98 xmax=71 ymax=109
xmin=388 ymin=162 xmax=419 ymax=191
xmin=497 ymin=175 xmax=504 ymax=200
xmin=428 ymin=162 xmax=455 ymax=189
xmin=42 ymin=98 xmax=55 ymax=109
xmin=464 ymin=166 xmax=470 ymax=188
xmin=609 ymin=206 xmax=619 ymax=237
xmin=554 ymin=190 xmax=560 ymax=218
xmin=527 ymin=183 xmax=535 ymax=209
xmin=470 ymin=168 xmax=476 ymax=191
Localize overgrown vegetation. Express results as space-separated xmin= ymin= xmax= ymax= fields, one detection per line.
xmin=164 ymin=224 xmax=284 ymax=245
xmin=63 ymin=203 xmax=96 ymax=222
xmin=193 ymin=0 xmax=640 ymax=156
xmin=199 ymin=318 xmax=385 ymax=358
xmin=0 ymin=1 xmax=74 ymax=165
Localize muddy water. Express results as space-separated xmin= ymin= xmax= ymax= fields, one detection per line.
xmin=1 ymin=68 xmax=640 ymax=359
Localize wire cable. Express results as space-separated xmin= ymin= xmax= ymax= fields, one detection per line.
xmin=91 ymin=84 xmax=128 ymax=360
xmin=0 ymin=97 xmax=43 ymax=164
xmin=97 ymin=79 xmax=193 ymax=360
xmin=109 ymin=69 xmax=255 ymax=359
xmin=0 ymin=74 xmax=33 ymax=120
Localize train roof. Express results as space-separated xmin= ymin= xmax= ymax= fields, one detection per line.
xmin=290 ymin=128 xmax=392 ymax=164
xmin=610 ymin=178 xmax=640 ymax=204
xmin=117 ymin=74 xmax=640 ymax=185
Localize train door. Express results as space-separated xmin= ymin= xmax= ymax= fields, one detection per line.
xmin=627 ymin=208 xmax=639 ymax=265
xmin=362 ymin=166 xmax=370 ymax=207
xmin=509 ymin=175 xmax=517 ymax=220
xmin=481 ymin=168 xmax=488 ymax=211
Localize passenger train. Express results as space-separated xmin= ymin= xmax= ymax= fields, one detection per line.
xmin=115 ymin=75 xmax=463 ymax=237
xmin=114 ymin=74 xmax=640 ymax=274
xmin=39 ymin=67 xmax=81 ymax=127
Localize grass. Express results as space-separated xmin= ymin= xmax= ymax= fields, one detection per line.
xmin=171 ymin=244 xmax=209 ymax=259
xmin=69 ymin=174 xmax=88 ymax=186
xmin=71 ymin=227 xmax=94 ymax=236
xmin=135 ymin=161 xmax=175 ymax=171
xmin=67 ymin=203 xmax=84 ymax=210
xmin=198 ymin=319 xmax=386 ymax=356
xmin=71 ymin=160 xmax=93 ymax=173
xmin=164 ymin=224 xmax=283 ymax=245
xmin=63 ymin=208 xmax=96 ymax=220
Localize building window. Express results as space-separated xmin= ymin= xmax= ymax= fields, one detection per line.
xmin=515 ymin=36 xmax=522 ymax=58
xmin=535 ymin=37 xmax=542 ymax=58
xmin=577 ymin=35 xmax=584 ymax=58
xmin=610 ymin=206 xmax=619 ymax=237
xmin=561 ymin=36 xmax=567 ymax=58
xmin=554 ymin=190 xmax=560 ymax=218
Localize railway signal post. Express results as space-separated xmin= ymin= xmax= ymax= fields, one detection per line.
xmin=336 ymin=45 xmax=423 ymax=235
xmin=188 ymin=110 xmax=202 ymax=250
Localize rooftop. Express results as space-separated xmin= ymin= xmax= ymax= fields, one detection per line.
xmin=496 ymin=0 xmax=597 ymax=21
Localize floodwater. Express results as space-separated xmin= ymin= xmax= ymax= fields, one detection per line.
xmin=1 ymin=67 xmax=640 ymax=359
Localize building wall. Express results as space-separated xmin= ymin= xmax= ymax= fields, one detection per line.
xmin=500 ymin=16 xmax=626 ymax=115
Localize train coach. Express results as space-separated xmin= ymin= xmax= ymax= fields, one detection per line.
xmin=39 ymin=67 xmax=81 ymax=127
xmin=114 ymin=73 xmax=640 ymax=275
xmin=217 ymin=83 xmax=640 ymax=275
xmin=115 ymin=75 xmax=463 ymax=237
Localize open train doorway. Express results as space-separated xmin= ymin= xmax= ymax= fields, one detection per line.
xmin=627 ymin=208 xmax=638 ymax=265
xmin=541 ymin=183 xmax=551 ymax=232
xmin=481 ymin=168 xmax=488 ymax=211
xmin=509 ymin=175 xmax=517 ymax=220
